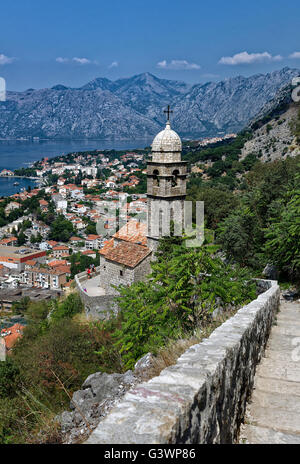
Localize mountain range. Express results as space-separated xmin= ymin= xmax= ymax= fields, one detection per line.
xmin=0 ymin=67 xmax=299 ymax=140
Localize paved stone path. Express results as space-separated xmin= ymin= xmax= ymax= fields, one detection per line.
xmin=81 ymin=275 xmax=106 ymax=297
xmin=240 ymin=297 xmax=300 ymax=444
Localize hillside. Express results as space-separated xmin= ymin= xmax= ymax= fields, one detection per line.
xmin=183 ymin=88 xmax=300 ymax=204
xmin=241 ymin=84 xmax=300 ymax=161
xmin=0 ymin=68 xmax=299 ymax=140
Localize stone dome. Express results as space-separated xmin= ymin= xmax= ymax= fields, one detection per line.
xmin=151 ymin=121 xmax=182 ymax=152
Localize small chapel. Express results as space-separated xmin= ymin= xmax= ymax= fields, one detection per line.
xmin=98 ymin=108 xmax=187 ymax=295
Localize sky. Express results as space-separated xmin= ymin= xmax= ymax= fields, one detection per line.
xmin=0 ymin=0 xmax=300 ymax=91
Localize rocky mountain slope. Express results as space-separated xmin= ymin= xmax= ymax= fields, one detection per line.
xmin=0 ymin=68 xmax=299 ymax=140
xmin=241 ymin=84 xmax=300 ymax=161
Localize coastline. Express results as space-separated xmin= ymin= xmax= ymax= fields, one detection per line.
xmin=0 ymin=175 xmax=40 ymax=179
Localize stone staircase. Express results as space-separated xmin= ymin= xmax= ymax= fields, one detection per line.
xmin=240 ymin=297 xmax=300 ymax=444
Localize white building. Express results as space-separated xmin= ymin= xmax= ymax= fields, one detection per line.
xmin=52 ymin=194 xmax=68 ymax=211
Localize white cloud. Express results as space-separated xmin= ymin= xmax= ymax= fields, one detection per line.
xmin=56 ymin=57 xmax=97 ymax=65
xmin=157 ymin=59 xmax=201 ymax=70
xmin=289 ymin=52 xmax=300 ymax=59
xmin=108 ymin=61 xmax=118 ymax=68
xmin=72 ymin=57 xmax=91 ymax=65
xmin=219 ymin=51 xmax=283 ymax=65
xmin=0 ymin=54 xmax=15 ymax=65
xmin=56 ymin=57 xmax=69 ymax=63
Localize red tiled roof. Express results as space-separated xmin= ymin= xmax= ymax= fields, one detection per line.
xmin=113 ymin=220 xmax=147 ymax=246
xmin=28 ymin=266 xmax=67 ymax=276
xmin=55 ymin=265 xmax=71 ymax=274
xmin=2 ymin=323 xmax=25 ymax=350
xmin=0 ymin=237 xmax=18 ymax=244
xmin=25 ymin=259 xmax=37 ymax=266
xmin=104 ymin=241 xmax=151 ymax=268
xmin=99 ymin=238 xmax=114 ymax=256
xmin=49 ymin=259 xmax=68 ymax=267
xmin=47 ymin=241 xmax=58 ymax=246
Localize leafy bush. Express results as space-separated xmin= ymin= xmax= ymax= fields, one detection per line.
xmin=50 ymin=293 xmax=83 ymax=321
xmin=0 ymin=360 xmax=21 ymax=399
xmin=113 ymin=239 xmax=256 ymax=369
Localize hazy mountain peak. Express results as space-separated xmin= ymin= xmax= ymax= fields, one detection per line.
xmin=51 ymin=84 xmax=69 ymax=91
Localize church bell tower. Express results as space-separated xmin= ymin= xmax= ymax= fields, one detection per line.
xmin=147 ymin=106 xmax=187 ymax=251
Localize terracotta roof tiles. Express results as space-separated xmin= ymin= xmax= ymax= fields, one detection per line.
xmin=113 ymin=220 xmax=147 ymax=246
xmin=104 ymin=241 xmax=151 ymax=268
xmin=99 ymin=238 xmax=114 ymax=256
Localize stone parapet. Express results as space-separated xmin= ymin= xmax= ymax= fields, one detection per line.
xmin=75 ymin=267 xmax=116 ymax=319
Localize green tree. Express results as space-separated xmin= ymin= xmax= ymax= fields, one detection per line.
xmin=187 ymin=185 xmax=239 ymax=229
xmin=264 ymin=172 xmax=300 ymax=280
xmin=0 ymin=361 xmax=21 ymax=399
xmin=17 ymin=231 xmax=26 ymax=246
xmin=49 ymin=215 xmax=74 ymax=242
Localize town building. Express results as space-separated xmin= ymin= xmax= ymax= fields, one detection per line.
xmin=0 ymin=169 xmax=14 ymax=177
xmin=22 ymin=265 xmax=67 ymax=289
xmin=5 ymin=201 xmax=21 ymax=216
xmin=0 ymin=245 xmax=46 ymax=271
xmin=52 ymin=245 xmax=69 ymax=258
xmin=0 ymin=237 xmax=18 ymax=247
xmin=85 ymin=234 xmax=102 ymax=250
xmin=52 ymin=193 xmax=68 ymax=211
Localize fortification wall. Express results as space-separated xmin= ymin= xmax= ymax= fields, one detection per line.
xmin=85 ymin=279 xmax=280 ymax=444
xmin=75 ymin=268 xmax=117 ymax=319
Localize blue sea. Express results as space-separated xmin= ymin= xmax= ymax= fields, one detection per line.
xmin=0 ymin=138 xmax=152 ymax=197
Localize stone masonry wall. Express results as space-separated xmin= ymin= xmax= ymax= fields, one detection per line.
xmin=99 ymin=255 xmax=152 ymax=296
xmin=85 ymin=280 xmax=280 ymax=444
xmin=99 ymin=260 xmax=135 ymax=296
xmin=75 ymin=268 xmax=116 ymax=319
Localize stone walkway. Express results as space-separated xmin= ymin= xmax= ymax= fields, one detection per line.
xmin=81 ymin=275 xmax=106 ymax=297
xmin=240 ymin=297 xmax=300 ymax=444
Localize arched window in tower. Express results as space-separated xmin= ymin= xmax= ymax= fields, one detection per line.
xmin=153 ymin=169 xmax=160 ymax=187
xmin=172 ymin=169 xmax=180 ymax=188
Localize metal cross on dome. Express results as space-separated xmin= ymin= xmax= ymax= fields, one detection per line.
xmin=164 ymin=105 xmax=173 ymax=122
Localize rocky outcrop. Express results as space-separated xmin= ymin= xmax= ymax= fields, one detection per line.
xmin=262 ymin=264 xmax=278 ymax=281
xmin=57 ymin=370 xmax=139 ymax=443
xmin=241 ymin=104 xmax=300 ymax=162
xmin=57 ymin=353 xmax=156 ymax=443
xmin=241 ymin=81 xmax=300 ymax=161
